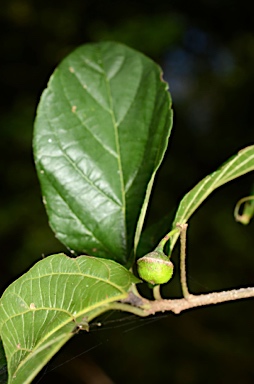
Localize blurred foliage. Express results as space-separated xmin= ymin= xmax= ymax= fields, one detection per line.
xmin=0 ymin=0 xmax=253 ymax=383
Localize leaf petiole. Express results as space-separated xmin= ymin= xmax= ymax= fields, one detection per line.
xmin=156 ymin=227 xmax=181 ymax=254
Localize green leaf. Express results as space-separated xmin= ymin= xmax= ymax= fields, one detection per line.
xmin=170 ymin=145 xmax=254 ymax=252
xmin=33 ymin=41 xmax=173 ymax=266
xmin=0 ymin=253 xmax=139 ymax=384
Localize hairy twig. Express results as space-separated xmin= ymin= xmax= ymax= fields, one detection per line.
xmin=118 ymin=287 xmax=254 ymax=317
xmin=144 ymin=287 xmax=254 ymax=315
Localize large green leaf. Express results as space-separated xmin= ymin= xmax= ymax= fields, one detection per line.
xmin=33 ymin=41 xmax=172 ymax=266
xmin=0 ymin=254 xmax=139 ymax=384
xmin=170 ymin=145 xmax=254 ymax=251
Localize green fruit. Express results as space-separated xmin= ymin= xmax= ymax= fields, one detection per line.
xmin=137 ymin=251 xmax=174 ymax=285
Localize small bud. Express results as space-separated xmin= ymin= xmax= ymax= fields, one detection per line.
xmin=137 ymin=251 xmax=174 ymax=285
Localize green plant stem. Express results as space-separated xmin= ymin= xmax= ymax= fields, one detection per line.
xmin=153 ymin=285 xmax=162 ymax=300
xmin=177 ymin=223 xmax=190 ymax=298
xmin=109 ymin=287 xmax=254 ymax=317
xmin=107 ymin=302 xmax=149 ymax=317
xmin=130 ymin=283 xmax=143 ymax=298
xmin=156 ymin=227 xmax=180 ymax=253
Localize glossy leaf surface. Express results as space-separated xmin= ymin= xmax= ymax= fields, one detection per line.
xmin=33 ymin=41 xmax=173 ymax=265
xmin=170 ymin=145 xmax=254 ymax=251
xmin=0 ymin=254 xmax=139 ymax=384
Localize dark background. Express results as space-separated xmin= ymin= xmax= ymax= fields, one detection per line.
xmin=0 ymin=0 xmax=254 ymax=383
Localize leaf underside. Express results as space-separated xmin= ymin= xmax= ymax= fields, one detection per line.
xmin=0 ymin=254 xmax=139 ymax=384
xmin=33 ymin=41 xmax=173 ymax=266
xmin=170 ymin=145 xmax=254 ymax=251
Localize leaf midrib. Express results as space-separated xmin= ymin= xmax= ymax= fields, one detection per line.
xmin=98 ymin=47 xmax=128 ymax=254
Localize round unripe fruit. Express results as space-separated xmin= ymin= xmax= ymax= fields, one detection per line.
xmin=137 ymin=251 xmax=174 ymax=285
